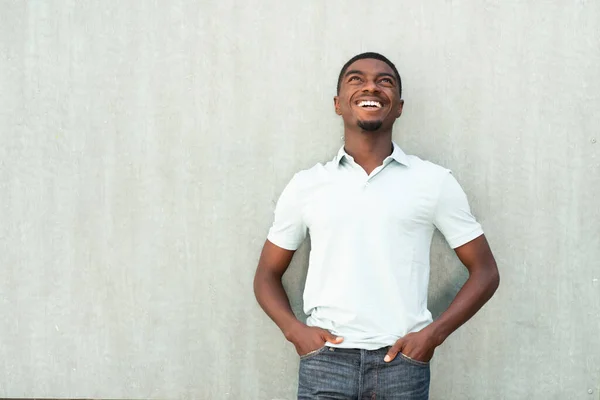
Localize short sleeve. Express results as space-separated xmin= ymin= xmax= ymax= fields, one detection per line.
xmin=433 ymin=172 xmax=484 ymax=249
xmin=267 ymin=174 xmax=308 ymax=250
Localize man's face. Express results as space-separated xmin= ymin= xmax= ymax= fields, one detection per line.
xmin=334 ymin=58 xmax=403 ymax=132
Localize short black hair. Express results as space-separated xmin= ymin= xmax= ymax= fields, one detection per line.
xmin=336 ymin=52 xmax=402 ymax=97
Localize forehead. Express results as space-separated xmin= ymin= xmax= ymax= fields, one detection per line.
xmin=344 ymin=58 xmax=395 ymax=76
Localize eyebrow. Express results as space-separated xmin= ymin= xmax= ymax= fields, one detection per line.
xmin=344 ymin=70 xmax=396 ymax=82
xmin=344 ymin=70 xmax=365 ymax=78
xmin=376 ymin=72 xmax=396 ymax=82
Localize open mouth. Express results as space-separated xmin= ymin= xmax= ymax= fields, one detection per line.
xmin=356 ymin=100 xmax=383 ymax=109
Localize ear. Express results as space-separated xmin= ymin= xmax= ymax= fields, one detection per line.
xmin=395 ymin=99 xmax=404 ymax=118
xmin=334 ymin=96 xmax=342 ymax=115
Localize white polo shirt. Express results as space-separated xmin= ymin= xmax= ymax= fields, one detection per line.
xmin=267 ymin=142 xmax=483 ymax=350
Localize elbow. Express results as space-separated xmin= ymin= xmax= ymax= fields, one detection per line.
xmin=253 ymin=266 xmax=280 ymax=299
xmin=253 ymin=273 xmax=259 ymax=298
xmin=472 ymin=262 xmax=500 ymax=297
xmin=253 ymin=268 xmax=265 ymax=299
xmin=487 ymin=263 xmax=500 ymax=295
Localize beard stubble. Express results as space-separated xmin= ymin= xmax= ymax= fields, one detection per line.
xmin=357 ymin=120 xmax=383 ymax=132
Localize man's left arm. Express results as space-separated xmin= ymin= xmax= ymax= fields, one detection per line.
xmin=385 ymin=172 xmax=500 ymax=363
xmin=385 ymin=235 xmax=499 ymax=363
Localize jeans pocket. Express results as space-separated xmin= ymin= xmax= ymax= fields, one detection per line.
xmin=299 ymin=346 xmax=328 ymax=360
xmin=398 ymin=352 xmax=430 ymax=367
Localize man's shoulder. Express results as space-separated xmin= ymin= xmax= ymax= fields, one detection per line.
xmin=291 ymin=158 xmax=338 ymax=183
xmin=405 ymin=154 xmax=451 ymax=178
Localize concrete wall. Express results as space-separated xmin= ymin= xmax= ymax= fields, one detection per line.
xmin=1 ymin=1 xmax=599 ymax=399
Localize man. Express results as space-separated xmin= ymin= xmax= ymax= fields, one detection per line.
xmin=254 ymin=52 xmax=499 ymax=399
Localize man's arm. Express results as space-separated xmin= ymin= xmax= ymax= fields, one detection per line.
xmin=385 ymin=234 xmax=499 ymax=362
xmin=254 ymin=240 xmax=343 ymax=355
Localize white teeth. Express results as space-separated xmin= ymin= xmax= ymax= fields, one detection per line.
xmin=358 ymin=100 xmax=382 ymax=108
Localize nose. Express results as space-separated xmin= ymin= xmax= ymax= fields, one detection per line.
xmin=362 ymin=79 xmax=379 ymax=93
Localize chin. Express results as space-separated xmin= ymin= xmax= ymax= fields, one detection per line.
xmin=357 ymin=119 xmax=383 ymax=132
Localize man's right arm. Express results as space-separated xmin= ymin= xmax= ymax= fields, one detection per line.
xmin=253 ymin=239 xmax=343 ymax=355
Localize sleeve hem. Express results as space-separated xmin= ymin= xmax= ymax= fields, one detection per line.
xmin=446 ymin=228 xmax=484 ymax=249
xmin=267 ymin=235 xmax=301 ymax=251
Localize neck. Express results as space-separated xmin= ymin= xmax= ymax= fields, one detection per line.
xmin=342 ymin=128 xmax=394 ymax=174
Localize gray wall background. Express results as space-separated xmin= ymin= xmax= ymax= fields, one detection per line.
xmin=1 ymin=1 xmax=599 ymax=399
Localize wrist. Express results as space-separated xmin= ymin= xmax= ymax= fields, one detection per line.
xmin=281 ymin=319 xmax=305 ymax=341
xmin=425 ymin=322 xmax=449 ymax=346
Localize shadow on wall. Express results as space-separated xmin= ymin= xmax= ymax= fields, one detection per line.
xmin=428 ymin=267 xmax=469 ymax=320
xmin=282 ymin=241 xmax=311 ymax=323
xmin=428 ymin=232 xmax=470 ymax=319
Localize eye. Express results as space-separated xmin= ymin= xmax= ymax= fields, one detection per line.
xmin=348 ymin=76 xmax=362 ymax=82
xmin=380 ymin=78 xmax=394 ymax=84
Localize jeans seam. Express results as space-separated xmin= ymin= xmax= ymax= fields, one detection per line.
xmin=358 ymin=349 xmax=364 ymax=397
xmin=373 ymin=356 xmax=378 ymax=399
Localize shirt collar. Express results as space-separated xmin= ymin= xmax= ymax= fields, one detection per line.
xmin=335 ymin=141 xmax=410 ymax=167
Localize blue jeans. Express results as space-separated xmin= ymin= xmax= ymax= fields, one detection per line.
xmin=297 ymin=346 xmax=430 ymax=399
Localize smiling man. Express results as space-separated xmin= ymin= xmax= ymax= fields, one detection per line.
xmin=254 ymin=52 xmax=500 ymax=399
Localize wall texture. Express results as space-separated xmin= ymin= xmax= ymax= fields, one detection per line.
xmin=1 ymin=1 xmax=599 ymax=399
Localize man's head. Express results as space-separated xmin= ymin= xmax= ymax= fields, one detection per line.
xmin=334 ymin=52 xmax=403 ymax=133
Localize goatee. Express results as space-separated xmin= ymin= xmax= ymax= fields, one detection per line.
xmin=357 ymin=120 xmax=383 ymax=132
